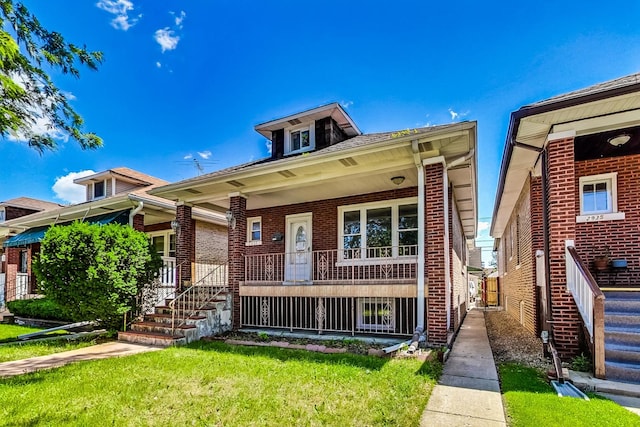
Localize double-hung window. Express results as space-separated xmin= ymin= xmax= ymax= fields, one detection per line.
xmin=285 ymin=122 xmax=315 ymax=155
xmin=339 ymin=199 xmax=418 ymax=260
xmin=246 ymin=217 xmax=262 ymax=245
xmin=577 ymin=172 xmax=624 ymax=222
xmin=149 ymin=231 xmax=177 ymax=258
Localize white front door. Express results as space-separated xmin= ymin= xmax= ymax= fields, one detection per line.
xmin=285 ymin=213 xmax=312 ymax=283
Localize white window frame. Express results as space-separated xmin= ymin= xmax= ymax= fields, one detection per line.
xmin=148 ymin=230 xmax=176 ymax=258
xmin=92 ymin=180 xmax=107 ymax=200
xmin=337 ymin=197 xmax=418 ymax=265
xmin=246 ymin=217 xmax=262 ymax=246
xmin=356 ymin=297 xmax=395 ymax=332
xmin=577 ymin=172 xmax=625 ymax=223
xmin=284 ymin=121 xmax=315 ymax=155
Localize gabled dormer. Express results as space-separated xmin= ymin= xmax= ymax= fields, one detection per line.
xmin=255 ymin=103 xmax=361 ymax=159
xmin=73 ymin=167 xmax=168 ymax=202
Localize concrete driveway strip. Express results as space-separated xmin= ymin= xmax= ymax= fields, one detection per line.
xmin=0 ymin=342 xmax=162 ymax=378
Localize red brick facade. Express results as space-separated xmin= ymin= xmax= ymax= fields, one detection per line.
xmin=228 ymin=195 xmax=247 ymax=329
xmin=176 ymin=204 xmax=195 ymax=288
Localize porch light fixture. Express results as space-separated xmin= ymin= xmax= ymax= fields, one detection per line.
xmin=225 ymin=210 xmax=236 ymax=230
xmin=170 ymin=219 xmax=180 ymax=233
xmin=608 ymin=134 xmax=631 ymax=147
xmin=391 ymin=176 xmax=405 ymax=186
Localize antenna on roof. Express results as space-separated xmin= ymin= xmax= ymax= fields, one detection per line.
xmin=175 ymin=156 xmax=218 ymax=177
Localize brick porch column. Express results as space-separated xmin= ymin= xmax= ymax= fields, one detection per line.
xmin=530 ymin=175 xmax=545 ymax=336
xmin=176 ymin=202 xmax=195 ymax=290
xmin=425 ymin=162 xmax=447 ymax=345
xmin=545 ymin=136 xmax=580 ymax=358
xmin=228 ymin=194 xmax=247 ymax=330
xmin=132 ymin=213 xmax=145 ymax=232
xmin=5 ymin=247 xmax=20 ymax=302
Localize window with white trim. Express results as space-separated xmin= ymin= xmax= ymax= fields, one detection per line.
xmin=339 ymin=199 xmax=418 ymax=260
xmin=93 ymin=180 xmax=106 ymax=200
xmin=149 ymin=231 xmax=176 ymax=258
xmin=357 ymin=298 xmax=395 ymax=331
xmin=0 ymin=208 xmax=5 ymax=223
xmin=579 ymin=173 xmax=617 ymax=215
xmin=285 ymin=122 xmax=315 ymax=155
xmin=247 ymin=217 xmax=262 ymax=244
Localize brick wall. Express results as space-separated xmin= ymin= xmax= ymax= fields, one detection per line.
xmin=450 ymin=190 xmax=467 ymax=332
xmin=499 ymin=175 xmax=537 ymax=334
xmin=546 ymin=138 xmax=580 ymax=358
xmin=195 ymin=221 xmax=228 ymax=262
xmin=530 ymin=176 xmax=544 ymax=335
xmin=425 ymin=163 xmax=447 ymax=344
xmin=228 ymin=195 xmax=247 ymax=329
xmin=176 ymin=204 xmax=195 ymax=288
xmin=132 ymin=214 xmax=145 ymax=232
xmin=574 ymin=154 xmax=640 ymax=285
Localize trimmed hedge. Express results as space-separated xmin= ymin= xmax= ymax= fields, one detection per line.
xmin=6 ymin=297 xmax=72 ymax=322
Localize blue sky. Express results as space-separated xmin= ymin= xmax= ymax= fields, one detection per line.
xmin=2 ymin=0 xmax=640 ymax=260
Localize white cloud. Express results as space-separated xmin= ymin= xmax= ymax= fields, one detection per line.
xmin=448 ymin=108 xmax=470 ymax=122
xmin=154 ymin=28 xmax=180 ymax=52
xmin=155 ymin=61 xmax=162 ymax=68
xmin=265 ymin=139 xmax=272 ymax=155
xmin=197 ymin=150 xmax=212 ymax=159
xmin=341 ymin=100 xmax=353 ymax=109
xmin=183 ymin=154 xmax=193 ymax=160
xmin=478 ymin=221 xmax=490 ymax=232
xmin=52 ymin=170 xmax=95 ymax=204
xmin=173 ymin=10 xmax=186 ymax=28
xmin=96 ymin=0 xmax=140 ymax=31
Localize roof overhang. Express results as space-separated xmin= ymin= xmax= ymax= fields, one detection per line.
xmin=152 ymin=121 xmax=478 ymax=238
xmin=74 ymin=170 xmax=151 ymax=186
xmin=255 ymin=103 xmax=362 ymax=138
xmin=491 ymin=75 xmax=640 ymax=238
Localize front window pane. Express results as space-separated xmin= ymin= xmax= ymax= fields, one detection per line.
xmin=301 ymin=130 xmax=310 ymax=147
xmin=251 ymin=221 xmax=261 ymax=241
xmin=152 ymin=235 xmax=165 ymax=257
xmin=398 ymin=204 xmax=418 ymax=256
xmin=291 ymin=131 xmax=301 ymax=151
xmin=583 ymin=181 xmax=610 ymax=213
xmin=169 ymin=234 xmax=176 ymax=258
xmin=94 ymin=181 xmax=105 ymax=198
xmin=367 ymin=207 xmax=391 ymax=257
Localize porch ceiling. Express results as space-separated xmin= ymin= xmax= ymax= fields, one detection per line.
xmin=492 ymin=87 xmax=640 ymax=238
xmin=152 ymin=122 xmax=478 ymax=238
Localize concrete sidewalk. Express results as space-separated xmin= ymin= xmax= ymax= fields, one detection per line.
xmin=0 ymin=342 xmax=162 ymax=378
xmin=420 ymin=309 xmax=507 ymax=426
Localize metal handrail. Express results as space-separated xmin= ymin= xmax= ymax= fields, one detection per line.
xmin=169 ymin=262 xmax=229 ymax=335
xmin=565 ymin=244 xmax=606 ymax=378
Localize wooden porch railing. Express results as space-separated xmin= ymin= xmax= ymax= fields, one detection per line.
xmin=565 ymin=244 xmax=606 ymax=378
xmin=244 ymin=247 xmax=418 ymax=285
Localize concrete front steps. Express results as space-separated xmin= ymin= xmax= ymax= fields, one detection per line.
xmin=118 ymin=293 xmax=232 ymax=347
xmin=604 ymin=291 xmax=640 ymax=384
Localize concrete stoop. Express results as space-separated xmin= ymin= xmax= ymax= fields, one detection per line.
xmin=118 ymin=293 xmax=232 ymax=347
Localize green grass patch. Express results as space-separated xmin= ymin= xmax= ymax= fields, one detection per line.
xmin=0 ymin=340 xmax=441 ymax=426
xmin=500 ymin=363 xmax=640 ymax=426
xmin=0 ymin=324 xmax=97 ymax=362
xmin=0 ymin=324 xmax=43 ymax=340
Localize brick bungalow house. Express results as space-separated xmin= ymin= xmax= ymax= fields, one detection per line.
xmin=491 ymin=73 xmax=640 ymax=382
xmin=1 ymin=167 xmax=227 ymax=305
xmin=0 ymin=197 xmax=63 ymax=307
xmin=150 ymin=103 xmax=478 ymax=345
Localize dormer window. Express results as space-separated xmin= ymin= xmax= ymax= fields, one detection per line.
xmin=93 ymin=181 xmax=106 ymax=200
xmin=285 ymin=122 xmax=315 ymax=155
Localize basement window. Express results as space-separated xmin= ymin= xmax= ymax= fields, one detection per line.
xmin=577 ymin=173 xmax=625 ymax=223
xmin=356 ymin=298 xmax=395 ymax=332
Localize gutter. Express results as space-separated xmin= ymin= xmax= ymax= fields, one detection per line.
xmin=411 ymin=140 xmax=426 ymax=342
xmin=128 ymin=201 xmax=144 ymax=227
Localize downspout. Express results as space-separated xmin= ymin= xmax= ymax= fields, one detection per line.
xmin=129 ymin=201 xmax=144 ymax=227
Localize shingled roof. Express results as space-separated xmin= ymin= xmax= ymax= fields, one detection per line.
xmin=0 ymin=197 xmax=62 ymax=211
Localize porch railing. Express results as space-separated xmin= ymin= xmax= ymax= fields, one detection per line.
xmin=170 ymin=262 xmax=229 ymax=334
xmin=244 ymin=247 xmax=418 ymax=285
xmin=15 ymin=273 xmax=29 ymax=300
xmin=565 ymin=244 xmax=606 ymax=378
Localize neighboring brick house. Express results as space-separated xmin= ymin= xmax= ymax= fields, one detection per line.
xmin=0 ymin=197 xmax=63 ymax=307
xmin=0 ymin=167 xmax=227 ymax=304
xmin=491 ymin=73 xmax=640 ymax=381
xmin=151 ymin=103 xmax=478 ymax=345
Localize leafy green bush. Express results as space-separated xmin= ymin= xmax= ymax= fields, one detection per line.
xmin=33 ymin=221 xmax=162 ymax=330
xmin=6 ymin=297 xmax=72 ymax=322
xmin=570 ymin=353 xmax=593 ymax=372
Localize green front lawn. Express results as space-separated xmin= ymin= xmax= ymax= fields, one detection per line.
xmin=500 ymin=363 xmax=640 ymax=426
xmin=0 ymin=324 xmax=96 ymax=362
xmin=0 ymin=340 xmax=441 ymax=426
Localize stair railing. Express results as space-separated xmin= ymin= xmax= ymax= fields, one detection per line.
xmin=565 ymin=242 xmax=606 ymax=378
xmin=170 ymin=261 xmax=229 ymax=335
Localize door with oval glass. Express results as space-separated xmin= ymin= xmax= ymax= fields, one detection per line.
xmin=285 ymin=213 xmax=312 ymax=283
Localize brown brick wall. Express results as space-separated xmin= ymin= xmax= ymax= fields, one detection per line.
xmin=132 ymin=214 xmax=145 ymax=232
xmin=228 ymin=195 xmax=247 ymax=329
xmin=176 ymin=204 xmax=195 ymax=288
xmin=195 ymin=221 xmax=227 ymax=262
xmin=499 ymin=175 xmax=537 ymax=334
xmin=546 ymin=138 xmax=580 ymax=358
xmin=574 ymin=154 xmax=640 ymax=286
xmin=425 ymin=163 xmax=447 ymax=344
xmin=530 ymin=176 xmax=544 ymax=335
xmin=451 ymin=191 xmax=467 ymax=332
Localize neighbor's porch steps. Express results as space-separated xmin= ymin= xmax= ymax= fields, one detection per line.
xmin=118 ymin=295 xmax=231 ymax=347
xmin=604 ymin=291 xmax=640 ymax=384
